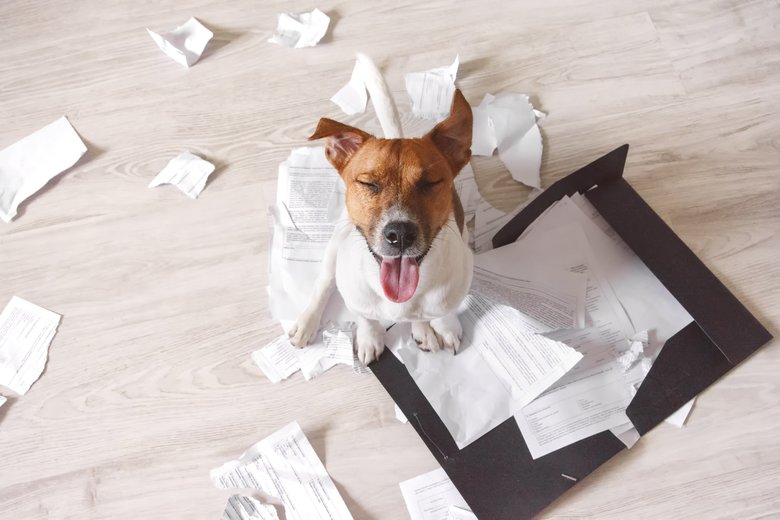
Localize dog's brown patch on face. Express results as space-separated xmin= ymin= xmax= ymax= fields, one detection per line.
xmin=309 ymin=90 xmax=473 ymax=255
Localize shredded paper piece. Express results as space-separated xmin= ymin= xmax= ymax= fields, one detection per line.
xmin=268 ymin=9 xmax=330 ymax=49
xmin=147 ymin=17 xmax=213 ymax=67
xmin=148 ymin=152 xmax=215 ymax=199
xmin=404 ymin=55 xmax=459 ymax=120
xmin=212 ymin=421 xmax=353 ymax=520
xmin=0 ymin=297 xmax=61 ymax=395
xmin=221 ymin=495 xmax=280 ymax=520
xmin=0 ymin=116 xmax=87 ymax=223
xmin=331 ymin=59 xmax=369 ymax=115
xmin=471 ymin=93 xmax=543 ymax=188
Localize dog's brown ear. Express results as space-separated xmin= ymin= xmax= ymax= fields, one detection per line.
xmin=426 ymin=90 xmax=473 ymax=175
xmin=309 ymin=118 xmax=373 ymax=171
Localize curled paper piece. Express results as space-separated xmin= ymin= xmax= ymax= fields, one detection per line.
xmin=0 ymin=116 xmax=87 ymax=223
xmin=268 ymin=9 xmax=330 ymax=48
xmin=148 ymin=152 xmax=216 ymax=199
xmin=404 ymin=55 xmax=459 ymax=120
xmin=331 ymin=59 xmax=369 ymax=115
xmin=147 ymin=17 xmax=213 ymax=67
xmin=471 ymin=93 xmax=544 ymax=189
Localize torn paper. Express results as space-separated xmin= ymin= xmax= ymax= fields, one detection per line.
xmin=404 ymin=56 xmax=459 ymax=120
xmin=471 ymin=93 xmax=543 ymax=188
xmin=0 ymin=116 xmax=87 ymax=223
xmin=0 ymin=297 xmax=61 ymax=395
xmin=252 ymin=335 xmax=301 ymax=384
xmin=448 ymin=506 xmax=478 ymax=520
xmin=400 ymin=468 xmax=470 ymax=520
xmin=268 ymin=9 xmax=330 ymax=49
xmin=331 ymin=59 xmax=368 ymax=115
xmin=616 ymin=330 xmax=649 ymax=371
xmin=299 ymin=322 xmax=354 ymax=379
xmin=666 ymin=398 xmax=695 ymax=427
xmin=221 ymin=495 xmax=280 ymax=520
xmin=394 ymin=404 xmax=408 ymax=424
xmin=352 ymin=353 xmax=371 ymax=374
xmin=211 ymin=421 xmax=353 ymax=520
xmin=148 ymin=152 xmax=216 ymax=199
xmin=147 ymin=17 xmax=213 ymax=67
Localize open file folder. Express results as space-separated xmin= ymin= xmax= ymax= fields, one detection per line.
xmin=371 ymin=145 xmax=772 ymax=519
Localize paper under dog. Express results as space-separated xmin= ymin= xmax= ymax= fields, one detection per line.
xmin=289 ymin=55 xmax=474 ymax=364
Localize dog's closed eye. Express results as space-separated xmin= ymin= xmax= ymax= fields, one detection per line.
xmin=415 ymin=179 xmax=443 ymax=192
xmin=357 ymin=180 xmax=381 ymax=193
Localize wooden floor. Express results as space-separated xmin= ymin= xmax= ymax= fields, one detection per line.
xmin=1 ymin=1 xmax=779 ymax=518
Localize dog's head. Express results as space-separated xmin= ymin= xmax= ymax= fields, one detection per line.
xmin=309 ymin=90 xmax=472 ymax=303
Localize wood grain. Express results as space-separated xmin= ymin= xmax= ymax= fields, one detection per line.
xmin=0 ymin=0 xmax=778 ymax=518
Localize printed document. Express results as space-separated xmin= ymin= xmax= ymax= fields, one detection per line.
xmin=400 ymin=468 xmax=470 ymax=520
xmin=211 ymin=421 xmax=353 ymax=520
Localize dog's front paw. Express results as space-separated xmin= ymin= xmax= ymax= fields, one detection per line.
xmin=288 ymin=312 xmax=320 ymax=347
xmin=430 ymin=314 xmax=463 ymax=353
xmin=356 ymin=320 xmax=385 ymax=365
xmin=411 ymin=321 xmax=442 ymax=352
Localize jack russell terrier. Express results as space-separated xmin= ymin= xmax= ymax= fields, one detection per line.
xmin=287 ymin=55 xmax=474 ymax=365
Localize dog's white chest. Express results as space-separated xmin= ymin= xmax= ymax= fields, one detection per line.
xmin=335 ymin=224 xmax=473 ymax=322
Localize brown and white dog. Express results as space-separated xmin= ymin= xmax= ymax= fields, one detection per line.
xmin=288 ymin=55 xmax=474 ymax=364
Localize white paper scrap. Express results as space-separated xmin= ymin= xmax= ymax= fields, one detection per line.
xmin=616 ymin=330 xmax=649 ymax=372
xmin=471 ymin=93 xmax=543 ymax=188
xmin=665 ymin=398 xmax=695 ymax=427
xmin=299 ymin=323 xmax=354 ymax=379
xmin=268 ymin=9 xmax=330 ymax=49
xmin=0 ymin=297 xmax=61 ymax=395
xmin=394 ymin=404 xmax=408 ymax=424
xmin=211 ymin=421 xmax=353 ymax=520
xmin=148 ymin=152 xmax=215 ymax=199
xmin=0 ymin=116 xmax=87 ymax=223
xmin=221 ymin=495 xmax=280 ymax=520
xmin=251 ymin=335 xmax=301 ymax=383
xmin=331 ymin=60 xmax=368 ymax=115
xmin=0 ymin=395 xmax=6 ymax=409
xmin=448 ymin=506 xmax=479 ymax=520
xmin=404 ymin=56 xmax=459 ymax=120
xmin=147 ymin=17 xmax=213 ymax=67
xmin=399 ymin=468 xmax=469 ymax=520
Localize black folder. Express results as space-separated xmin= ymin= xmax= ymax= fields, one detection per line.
xmin=371 ymin=145 xmax=773 ymax=519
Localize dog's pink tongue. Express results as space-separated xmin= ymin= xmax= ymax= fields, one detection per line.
xmin=380 ymin=256 xmax=420 ymax=303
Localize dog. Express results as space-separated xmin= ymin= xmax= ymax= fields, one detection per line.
xmin=287 ymin=55 xmax=474 ymax=365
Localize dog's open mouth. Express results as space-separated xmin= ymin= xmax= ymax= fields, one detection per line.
xmin=372 ymin=253 xmax=425 ymax=303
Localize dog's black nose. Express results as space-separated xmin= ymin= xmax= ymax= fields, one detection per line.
xmin=383 ymin=221 xmax=418 ymax=252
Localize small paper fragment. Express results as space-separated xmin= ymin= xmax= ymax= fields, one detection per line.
xmin=331 ymin=60 xmax=368 ymax=115
xmin=448 ymin=506 xmax=479 ymax=520
xmin=147 ymin=17 xmax=213 ymax=67
xmin=0 ymin=396 xmax=6 ymax=409
xmin=394 ymin=404 xmax=408 ymax=424
xmin=268 ymin=9 xmax=330 ymax=48
xmin=404 ymin=55 xmax=459 ymax=120
xmin=251 ymin=335 xmax=301 ymax=383
xmin=665 ymin=398 xmax=695 ymax=428
xmin=221 ymin=495 xmax=280 ymax=520
xmin=0 ymin=116 xmax=87 ymax=223
xmin=299 ymin=322 xmax=354 ymax=380
xmin=617 ymin=330 xmax=649 ymax=371
xmin=0 ymin=297 xmax=61 ymax=395
xmin=148 ymin=152 xmax=216 ymax=199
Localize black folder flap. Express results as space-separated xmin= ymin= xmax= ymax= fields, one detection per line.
xmin=371 ymin=145 xmax=772 ymax=519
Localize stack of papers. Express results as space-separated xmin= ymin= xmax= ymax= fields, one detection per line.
xmin=211 ymin=421 xmax=353 ymax=520
xmin=0 ymin=116 xmax=87 ymax=223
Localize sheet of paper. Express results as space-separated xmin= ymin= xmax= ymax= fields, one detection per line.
xmin=221 ymin=495 xmax=280 ymax=520
xmin=147 ymin=17 xmax=213 ymax=67
xmin=448 ymin=506 xmax=478 ymax=520
xmin=331 ymin=59 xmax=368 ymax=115
xmin=404 ymin=56 xmax=459 ymax=120
xmin=394 ymin=404 xmax=409 ymax=424
xmin=268 ymin=9 xmax=330 ymax=48
xmin=0 ymin=297 xmax=61 ymax=395
xmin=473 ymin=198 xmax=519 ymax=254
xmin=211 ymin=421 xmax=353 ymax=520
xmin=0 ymin=116 xmax=87 ymax=223
xmin=251 ymin=335 xmax=301 ymax=383
xmin=665 ymin=398 xmax=695 ymax=427
xmin=399 ymin=468 xmax=470 ymax=520
xmin=148 ymin=152 xmax=216 ymax=199
xmin=506 ymin=223 xmax=638 ymax=458
xmin=470 ymin=93 xmax=543 ymax=188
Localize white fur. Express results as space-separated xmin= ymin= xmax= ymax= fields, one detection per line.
xmin=290 ymin=56 xmax=473 ymax=364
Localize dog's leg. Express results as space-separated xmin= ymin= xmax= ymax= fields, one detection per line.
xmin=413 ymin=314 xmax=463 ymax=353
xmin=355 ymin=314 xmax=385 ymax=364
xmin=288 ymin=221 xmax=349 ymax=347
